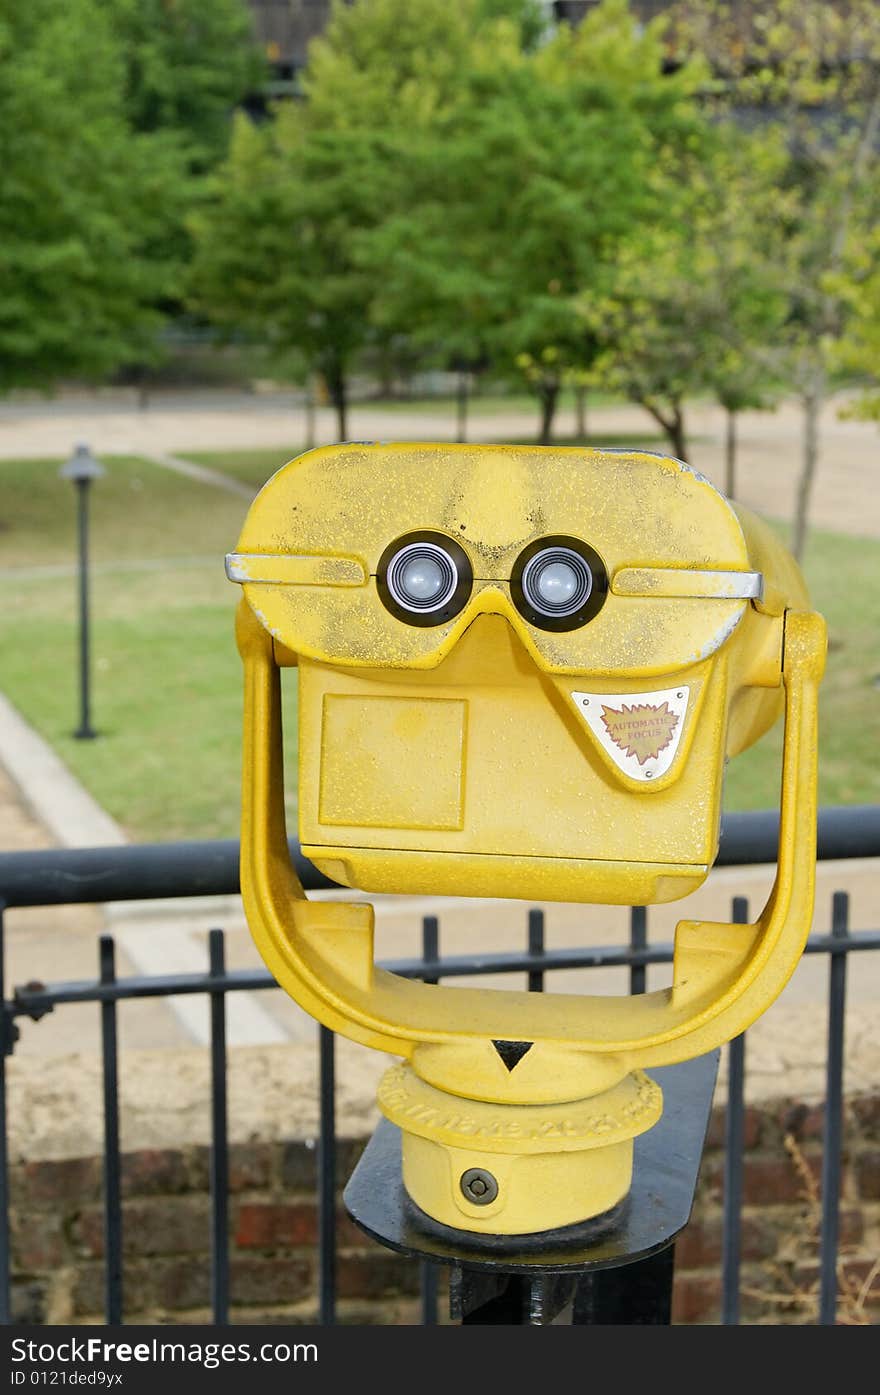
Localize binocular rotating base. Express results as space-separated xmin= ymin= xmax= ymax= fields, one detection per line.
xmin=377 ymin=1062 xmax=664 ymax=1235
xmin=346 ymin=1051 xmax=719 ymax=1324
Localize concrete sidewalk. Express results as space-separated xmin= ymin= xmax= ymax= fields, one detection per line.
xmin=0 ymin=699 xmax=286 ymax=1051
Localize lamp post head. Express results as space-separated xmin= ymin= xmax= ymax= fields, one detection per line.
xmin=60 ymin=442 xmax=105 ymax=484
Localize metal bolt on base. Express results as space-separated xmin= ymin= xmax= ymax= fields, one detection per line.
xmin=460 ymin=1168 xmax=499 ymax=1205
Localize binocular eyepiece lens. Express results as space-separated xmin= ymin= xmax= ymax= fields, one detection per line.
xmin=511 ymin=537 xmax=607 ymax=631
xmin=378 ymin=533 xmax=473 ymax=627
xmin=522 ymin=547 xmax=592 ymax=617
xmin=388 ymin=543 xmax=457 ymax=611
xmin=396 ymin=552 xmax=449 ymax=604
xmin=525 ymin=554 xmax=590 ymax=612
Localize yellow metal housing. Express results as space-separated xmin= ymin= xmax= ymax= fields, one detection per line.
xmin=230 ymin=443 xmax=825 ymax=1235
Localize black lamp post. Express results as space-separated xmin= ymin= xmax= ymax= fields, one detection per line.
xmin=59 ymin=442 xmax=105 ymax=740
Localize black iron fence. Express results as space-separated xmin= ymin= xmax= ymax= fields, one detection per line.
xmin=1 ymin=804 xmax=878 ymax=1327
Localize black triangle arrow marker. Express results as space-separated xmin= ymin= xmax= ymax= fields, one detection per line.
xmin=491 ymin=1040 xmax=534 ymax=1072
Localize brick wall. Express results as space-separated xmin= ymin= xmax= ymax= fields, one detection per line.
xmin=9 ymin=1093 xmax=880 ymax=1326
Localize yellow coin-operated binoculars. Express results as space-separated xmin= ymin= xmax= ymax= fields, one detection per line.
xmin=228 ymin=443 xmax=825 ymax=1247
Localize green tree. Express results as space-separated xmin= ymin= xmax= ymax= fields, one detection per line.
xmin=584 ymin=127 xmax=789 ymax=478
xmin=477 ymin=0 xmax=548 ymax=51
xmin=361 ymin=72 xmax=594 ymax=444
xmin=583 ymin=227 xmax=710 ymax=463
xmin=366 ymin=0 xmax=706 ymax=443
xmin=190 ymin=0 xmax=530 ymax=436
xmin=835 ymin=229 xmax=880 ymax=422
xmin=0 ymin=0 xmax=181 ymax=392
xmin=668 ymin=0 xmax=880 ymax=558
xmin=108 ymin=0 xmax=266 ymax=387
xmin=189 ymin=109 xmax=395 ymax=438
xmin=109 ymin=0 xmax=264 ymax=168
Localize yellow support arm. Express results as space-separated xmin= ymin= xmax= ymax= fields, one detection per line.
xmin=237 ymin=599 xmax=825 ymax=1100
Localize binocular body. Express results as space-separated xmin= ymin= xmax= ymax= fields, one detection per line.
xmin=296 ymin=597 xmax=777 ymax=907
xmin=230 ymin=443 xmax=825 ymax=1236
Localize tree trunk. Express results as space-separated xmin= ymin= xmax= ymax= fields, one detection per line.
xmin=668 ymin=407 xmax=687 ymax=464
xmin=575 ymin=383 xmax=588 ymax=439
xmin=640 ymin=399 xmax=688 ymax=462
xmin=379 ymin=352 xmax=394 ymax=399
xmin=326 ymin=362 xmax=348 ymax=441
xmin=538 ymin=380 xmax=560 ymax=445
xmin=456 ymin=369 xmax=469 ymax=443
xmin=792 ymin=385 xmax=822 ymax=563
xmin=304 ymin=374 xmax=316 ymax=450
xmin=135 ymin=364 xmax=150 ymax=411
xmin=724 ymin=409 xmax=737 ymax=499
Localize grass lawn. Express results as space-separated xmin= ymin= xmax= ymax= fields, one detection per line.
xmin=724 ymin=524 xmax=879 ymax=810
xmin=0 ymin=452 xmax=876 ymax=843
xmin=0 ymin=454 xmax=294 ymax=842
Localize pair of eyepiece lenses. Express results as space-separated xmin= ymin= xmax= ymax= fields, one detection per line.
xmin=378 ymin=533 xmax=606 ymax=630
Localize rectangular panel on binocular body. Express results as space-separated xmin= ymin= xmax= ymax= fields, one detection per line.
xmin=232 ymin=443 xmax=807 ymax=910
xmin=299 ymin=622 xmax=732 ymax=903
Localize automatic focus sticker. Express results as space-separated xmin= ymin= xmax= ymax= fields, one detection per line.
xmin=571 ymin=686 xmax=690 ymax=782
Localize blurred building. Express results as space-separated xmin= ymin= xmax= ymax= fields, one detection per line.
xmin=245 ymin=1 xmax=671 ymax=92
xmin=247 ymin=0 xmax=334 ymax=95
xmin=245 ymin=1 xmax=793 ymax=94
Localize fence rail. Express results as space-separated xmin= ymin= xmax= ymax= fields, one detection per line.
xmin=1 ymin=805 xmax=878 ymax=1326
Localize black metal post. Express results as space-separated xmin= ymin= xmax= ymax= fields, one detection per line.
xmin=99 ymin=936 xmax=122 ymax=1323
xmin=721 ymin=896 xmax=749 ymax=1325
xmin=420 ymin=916 xmax=441 ymax=1322
xmin=318 ymin=1027 xmax=337 ymax=1325
xmin=819 ymin=891 xmax=849 ymax=1324
xmin=527 ymin=909 xmax=545 ymax=993
xmin=573 ymin=1247 xmax=675 ymax=1324
xmin=629 ymin=906 xmax=647 ymax=996
xmin=60 ymin=444 xmax=103 ymax=741
xmin=208 ymin=930 xmax=230 ymax=1324
xmin=74 ymin=477 xmax=96 ymax=739
xmin=0 ymin=904 xmax=12 ymax=1324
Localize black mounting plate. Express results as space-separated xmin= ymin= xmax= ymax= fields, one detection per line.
xmin=343 ymin=1051 xmax=720 ymax=1276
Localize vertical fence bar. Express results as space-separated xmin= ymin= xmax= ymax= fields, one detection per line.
xmin=420 ymin=916 xmax=440 ymax=1323
xmin=100 ymin=935 xmax=122 ymax=1324
xmin=421 ymin=916 xmax=440 ymax=987
xmin=527 ymin=909 xmax=545 ymax=993
xmin=420 ymin=1257 xmax=439 ymax=1326
xmin=318 ymin=1026 xmax=336 ymax=1325
xmin=721 ymin=895 xmax=749 ymax=1326
xmin=208 ymin=930 xmax=229 ymax=1324
xmin=629 ymin=906 xmax=647 ymax=996
xmin=0 ymin=904 xmax=11 ymax=1324
xmin=819 ymin=891 xmax=849 ymax=1326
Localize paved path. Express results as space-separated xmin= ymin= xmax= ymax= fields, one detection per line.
xmin=1 ymin=387 xmax=878 ymax=536
xmin=145 ymin=449 xmax=254 ymax=498
xmin=0 ymin=717 xmax=288 ymax=1053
